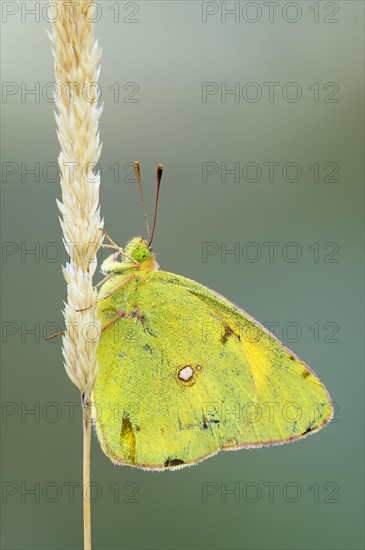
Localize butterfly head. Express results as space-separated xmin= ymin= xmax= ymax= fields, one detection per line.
xmin=125 ymin=236 xmax=157 ymax=268
xmin=101 ymin=236 xmax=158 ymax=275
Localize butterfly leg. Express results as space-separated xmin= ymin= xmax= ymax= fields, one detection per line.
xmin=101 ymin=310 xmax=127 ymax=332
xmin=45 ymin=275 xmax=114 ymax=339
xmin=46 ymin=274 xmax=136 ymax=337
xmin=101 ymin=308 xmax=144 ymax=333
xmin=94 ymin=272 xmax=114 ymax=290
xmin=100 ymin=228 xmax=140 ymax=266
xmin=44 ymin=330 xmax=65 ymax=341
xmin=76 ymin=274 xmax=136 ymax=312
xmin=98 ymin=274 xmax=136 ymax=301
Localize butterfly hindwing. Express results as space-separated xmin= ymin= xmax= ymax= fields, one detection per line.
xmin=94 ymin=271 xmax=333 ymax=470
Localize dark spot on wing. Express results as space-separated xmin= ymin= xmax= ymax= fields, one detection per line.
xmin=120 ymin=417 xmax=136 ymax=464
xmin=144 ymin=325 xmax=156 ymax=337
xmin=221 ymin=325 xmax=240 ymax=344
xmin=221 ymin=325 xmax=234 ymax=344
xmin=302 ymin=370 xmax=310 ymax=378
xmin=164 ymin=458 xmax=185 ymax=467
xmin=302 ymin=426 xmax=314 ymax=436
xmin=289 ymin=355 xmax=295 ymax=361
xmin=143 ymin=344 xmax=153 ymax=354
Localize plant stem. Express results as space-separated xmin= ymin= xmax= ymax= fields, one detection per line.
xmin=82 ymin=394 xmax=92 ymax=550
xmin=50 ymin=2 xmax=102 ymax=548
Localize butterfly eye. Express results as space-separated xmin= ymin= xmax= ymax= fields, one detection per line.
xmin=132 ymin=247 xmax=151 ymax=263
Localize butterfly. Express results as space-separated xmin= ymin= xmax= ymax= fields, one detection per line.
xmin=93 ymin=162 xmax=333 ymax=470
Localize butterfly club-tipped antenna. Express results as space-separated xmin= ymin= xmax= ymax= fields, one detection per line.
xmin=148 ymin=163 xmax=164 ymax=247
xmin=133 ymin=161 xmax=150 ymax=241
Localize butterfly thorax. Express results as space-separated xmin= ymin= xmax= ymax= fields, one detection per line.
xmin=97 ymin=237 xmax=158 ymax=324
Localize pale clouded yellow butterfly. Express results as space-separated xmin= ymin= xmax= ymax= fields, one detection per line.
xmin=93 ymin=162 xmax=333 ymax=470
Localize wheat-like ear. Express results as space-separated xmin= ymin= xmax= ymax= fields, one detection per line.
xmin=49 ymin=1 xmax=103 ymax=548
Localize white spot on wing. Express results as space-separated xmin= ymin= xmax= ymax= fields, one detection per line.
xmin=178 ymin=365 xmax=194 ymax=381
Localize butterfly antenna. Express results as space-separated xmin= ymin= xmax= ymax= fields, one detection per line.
xmin=148 ymin=163 xmax=164 ymax=247
xmin=133 ymin=161 xmax=150 ymax=240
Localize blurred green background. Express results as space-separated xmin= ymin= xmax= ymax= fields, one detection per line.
xmin=1 ymin=1 xmax=364 ymax=549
